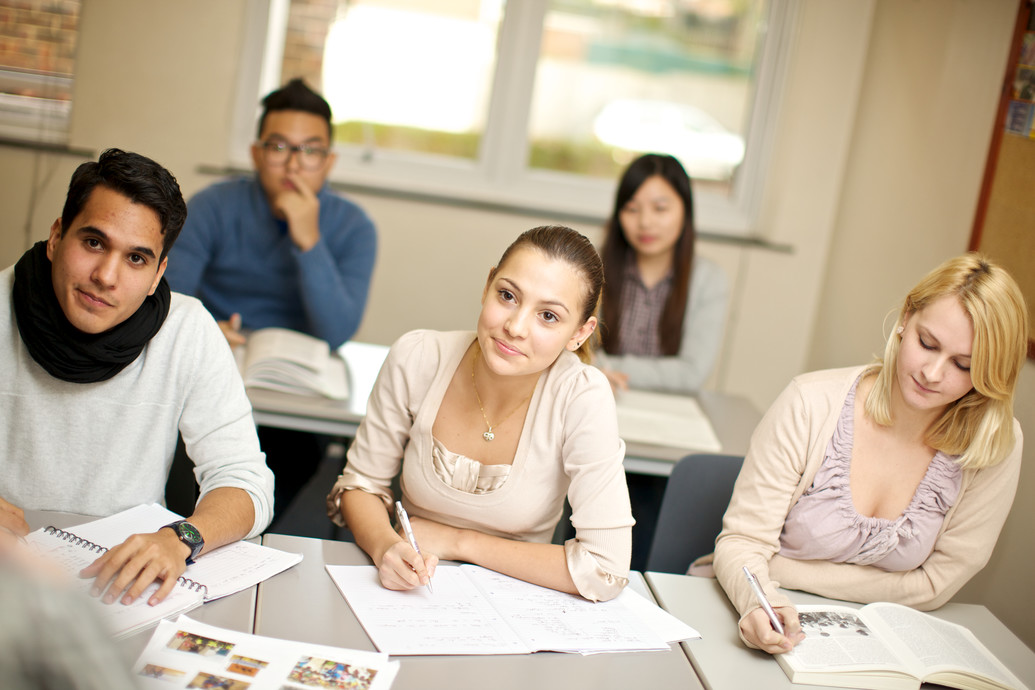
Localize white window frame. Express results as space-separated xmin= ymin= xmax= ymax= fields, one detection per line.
xmin=0 ymin=70 xmax=73 ymax=145
xmin=228 ymin=0 xmax=799 ymax=236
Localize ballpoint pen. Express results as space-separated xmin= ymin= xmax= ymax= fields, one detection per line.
xmin=742 ymin=565 xmax=784 ymax=635
xmin=395 ymin=501 xmax=433 ymax=594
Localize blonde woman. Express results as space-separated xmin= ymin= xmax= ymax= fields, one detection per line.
xmin=713 ymin=253 xmax=1028 ymax=653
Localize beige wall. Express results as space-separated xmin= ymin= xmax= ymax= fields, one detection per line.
xmin=0 ymin=0 xmax=1030 ymax=648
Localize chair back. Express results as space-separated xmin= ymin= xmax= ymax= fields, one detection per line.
xmin=645 ymin=453 xmax=744 ymax=573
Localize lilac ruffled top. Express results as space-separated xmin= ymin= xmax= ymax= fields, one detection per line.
xmin=778 ymin=378 xmax=962 ymax=571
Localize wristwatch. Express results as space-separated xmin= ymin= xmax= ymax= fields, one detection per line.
xmin=163 ymin=520 xmax=205 ymax=564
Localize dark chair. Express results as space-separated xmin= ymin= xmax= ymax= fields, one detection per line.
xmin=645 ymin=453 xmax=744 ymax=574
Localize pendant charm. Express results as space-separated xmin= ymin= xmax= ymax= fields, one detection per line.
xmin=483 ymin=430 xmax=495 ymax=442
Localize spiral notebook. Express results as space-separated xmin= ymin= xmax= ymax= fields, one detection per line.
xmin=25 ymin=504 xmax=303 ymax=639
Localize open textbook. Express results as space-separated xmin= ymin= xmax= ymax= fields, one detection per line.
xmin=24 ymin=504 xmax=303 ymax=639
xmin=326 ymin=564 xmax=699 ymax=655
xmin=134 ymin=616 xmax=399 ymax=690
xmin=235 ymin=327 xmax=348 ymax=400
xmin=614 ymin=389 xmax=721 ymax=452
xmin=777 ymin=603 xmax=1028 ymax=690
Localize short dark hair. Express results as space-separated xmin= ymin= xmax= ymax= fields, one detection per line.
xmin=61 ymin=148 xmax=187 ymax=260
xmin=257 ymin=78 xmax=333 ymax=141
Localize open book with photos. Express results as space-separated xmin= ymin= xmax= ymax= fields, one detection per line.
xmin=235 ymin=327 xmax=348 ymax=400
xmin=776 ymin=602 xmax=1028 ymax=690
xmin=134 ymin=615 xmax=399 ymax=690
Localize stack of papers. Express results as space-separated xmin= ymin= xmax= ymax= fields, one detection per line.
xmin=326 ymin=564 xmax=699 ymax=655
xmin=236 ymin=327 xmax=349 ymax=400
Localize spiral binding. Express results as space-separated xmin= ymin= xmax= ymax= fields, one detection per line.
xmin=179 ymin=577 xmax=208 ymax=596
xmin=43 ymin=526 xmax=107 ymax=553
xmin=42 ymin=526 xmax=209 ymax=597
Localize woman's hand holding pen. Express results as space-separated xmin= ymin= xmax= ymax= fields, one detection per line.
xmin=740 ymin=605 xmax=805 ymax=654
xmin=377 ymin=539 xmax=438 ymax=591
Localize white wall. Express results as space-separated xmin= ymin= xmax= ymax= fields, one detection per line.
xmin=0 ymin=0 xmax=1030 ymax=648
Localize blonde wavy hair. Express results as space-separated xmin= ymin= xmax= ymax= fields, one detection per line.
xmin=865 ymin=253 xmax=1028 ymax=469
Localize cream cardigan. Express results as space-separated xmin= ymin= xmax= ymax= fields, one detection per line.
xmin=329 ymin=329 xmax=634 ymax=601
xmin=714 ymin=366 xmax=1022 ymax=624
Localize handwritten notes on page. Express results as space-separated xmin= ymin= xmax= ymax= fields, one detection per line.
xmin=325 ymin=564 xmax=699 ymax=656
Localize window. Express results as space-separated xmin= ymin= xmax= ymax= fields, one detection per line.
xmin=230 ymin=0 xmax=796 ymax=235
xmin=0 ymin=0 xmax=80 ymax=144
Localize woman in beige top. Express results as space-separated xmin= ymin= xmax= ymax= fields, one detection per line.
xmin=328 ymin=226 xmax=634 ymax=601
xmin=714 ymin=254 xmax=1027 ymax=653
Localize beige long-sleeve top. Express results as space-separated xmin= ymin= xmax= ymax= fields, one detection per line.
xmin=714 ymin=365 xmax=1022 ymax=623
xmin=329 ymin=329 xmax=634 ymax=601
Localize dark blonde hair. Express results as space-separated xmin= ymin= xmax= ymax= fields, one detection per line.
xmin=866 ymin=253 xmax=1028 ymax=469
xmin=492 ymin=225 xmax=603 ymax=364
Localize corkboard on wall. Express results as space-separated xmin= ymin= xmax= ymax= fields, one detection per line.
xmin=972 ymin=2 xmax=1035 ymax=359
xmin=976 ymin=134 xmax=1035 ymax=349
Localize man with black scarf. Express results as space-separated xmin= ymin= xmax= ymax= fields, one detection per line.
xmin=0 ymin=149 xmax=274 ymax=606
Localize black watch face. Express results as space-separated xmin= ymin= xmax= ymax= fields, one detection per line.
xmin=178 ymin=522 xmax=202 ymax=544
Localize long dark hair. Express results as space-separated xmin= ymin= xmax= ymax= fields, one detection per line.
xmin=600 ymin=154 xmax=695 ymax=356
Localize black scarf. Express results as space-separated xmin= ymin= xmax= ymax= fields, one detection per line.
xmin=12 ymin=241 xmax=171 ymax=383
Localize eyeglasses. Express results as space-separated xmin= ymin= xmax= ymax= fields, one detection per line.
xmin=258 ymin=140 xmax=330 ymax=170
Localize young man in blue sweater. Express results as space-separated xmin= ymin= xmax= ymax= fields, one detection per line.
xmin=166 ymin=79 xmax=378 ymax=526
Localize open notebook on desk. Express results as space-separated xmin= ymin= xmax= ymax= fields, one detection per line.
xmin=615 ymin=389 xmax=722 ymax=452
xmin=326 ymin=564 xmax=699 ymax=655
xmin=25 ymin=503 xmax=303 ymax=639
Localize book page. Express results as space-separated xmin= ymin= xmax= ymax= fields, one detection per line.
xmin=244 ymin=327 xmax=329 ymax=371
xmin=867 ymin=603 xmax=1027 ymax=689
xmin=325 ymin=565 xmax=529 ymax=655
xmin=615 ymin=389 xmax=722 ymax=452
xmin=134 ymin=615 xmax=399 ymax=690
xmin=62 ymin=503 xmax=181 ymax=546
xmin=460 ymin=564 xmax=673 ymax=653
xmin=783 ymin=605 xmax=917 ymax=675
xmin=183 ymin=540 xmax=303 ymax=601
xmin=243 ymin=328 xmax=348 ymax=399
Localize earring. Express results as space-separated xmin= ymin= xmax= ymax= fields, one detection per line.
xmin=896 ymin=326 xmax=904 ymax=335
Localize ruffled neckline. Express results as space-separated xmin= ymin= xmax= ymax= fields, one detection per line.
xmin=825 ymin=379 xmax=962 ymax=532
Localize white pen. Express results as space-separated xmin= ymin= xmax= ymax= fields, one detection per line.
xmin=742 ymin=566 xmax=784 ymax=635
xmin=395 ymin=501 xmax=433 ymax=594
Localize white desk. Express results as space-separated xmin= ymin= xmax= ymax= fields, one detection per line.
xmin=645 ymin=572 xmax=1035 ymax=690
xmin=24 ymin=510 xmax=258 ymax=660
xmin=257 ymin=533 xmax=703 ymax=690
xmin=248 ymin=342 xmax=761 ymax=476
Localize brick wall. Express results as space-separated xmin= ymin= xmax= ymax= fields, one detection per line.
xmin=281 ymin=0 xmax=338 ymax=92
xmin=0 ymin=0 xmax=80 ymax=99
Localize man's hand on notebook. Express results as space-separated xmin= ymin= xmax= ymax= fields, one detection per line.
xmin=79 ymin=528 xmax=190 ymax=606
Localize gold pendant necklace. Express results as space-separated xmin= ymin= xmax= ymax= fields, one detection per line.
xmin=471 ymin=348 xmax=532 ymax=442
